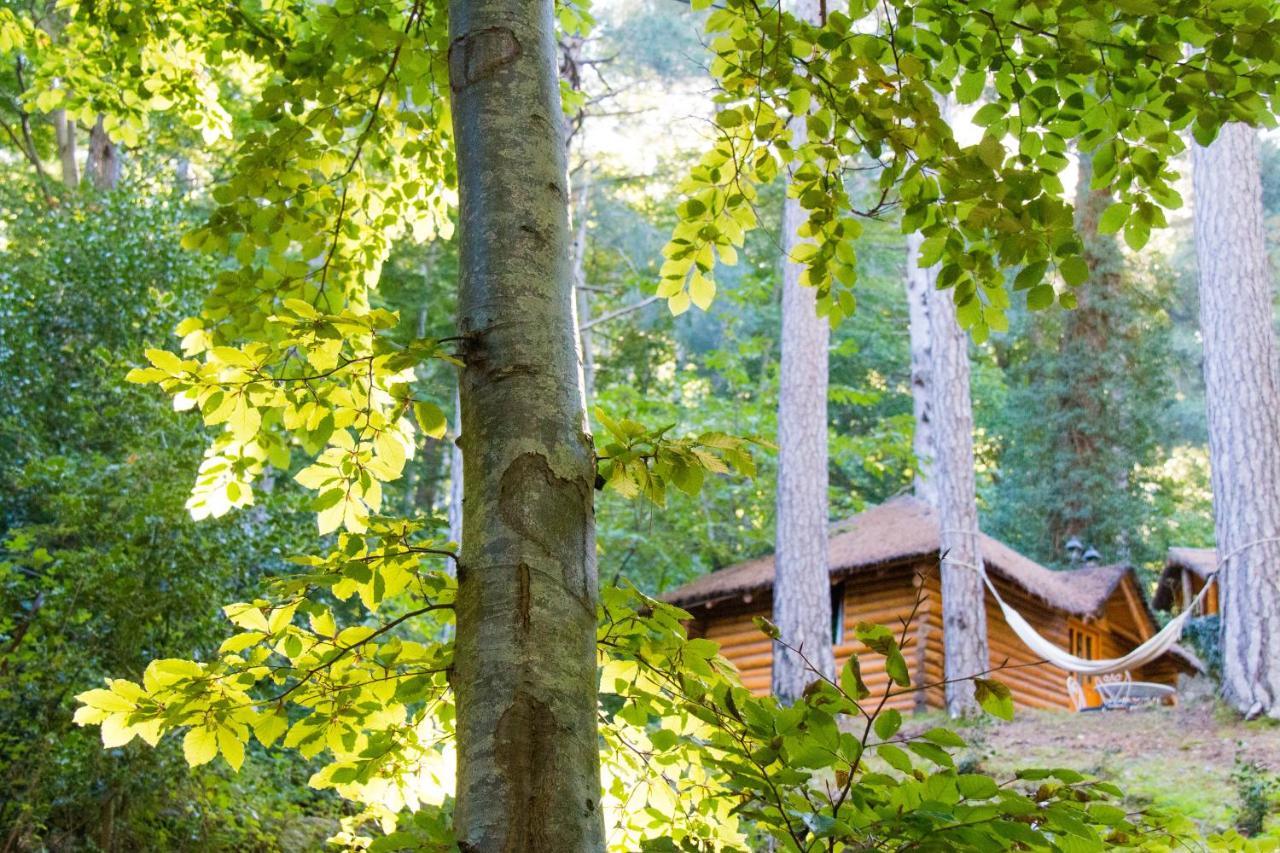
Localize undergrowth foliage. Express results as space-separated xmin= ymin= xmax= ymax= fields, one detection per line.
xmin=77 ymin=554 xmax=1266 ymax=850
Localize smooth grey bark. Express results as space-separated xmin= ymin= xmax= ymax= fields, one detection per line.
xmin=1192 ymin=123 xmax=1280 ymax=720
xmin=53 ymin=109 xmax=77 ymax=188
xmin=84 ymin=116 xmax=120 ymax=189
xmin=904 ymin=231 xmax=937 ymax=507
xmin=770 ymin=0 xmax=834 ymax=704
xmin=448 ymin=0 xmax=605 ymax=848
xmin=928 ymin=284 xmax=989 ymax=716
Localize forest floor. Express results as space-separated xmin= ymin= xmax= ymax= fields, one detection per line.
xmin=916 ymin=681 xmax=1280 ymax=837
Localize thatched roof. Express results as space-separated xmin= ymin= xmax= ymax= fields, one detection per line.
xmin=1152 ymin=547 xmax=1217 ymax=611
xmin=1167 ymin=547 xmax=1217 ymax=579
xmin=664 ymin=496 xmax=1132 ymax=618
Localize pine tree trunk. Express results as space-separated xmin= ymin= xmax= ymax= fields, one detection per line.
xmin=770 ymin=0 xmax=833 ymax=703
xmin=448 ymin=0 xmax=605 ymax=847
xmin=928 ymin=285 xmax=989 ymax=716
xmin=1192 ymin=122 xmax=1280 ymax=720
xmin=904 ymin=232 xmax=936 ymax=507
xmin=85 ymin=116 xmax=121 ymax=190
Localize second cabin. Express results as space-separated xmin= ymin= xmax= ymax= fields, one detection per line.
xmin=1153 ymin=547 xmax=1219 ymax=616
xmin=663 ymin=497 xmax=1200 ymax=711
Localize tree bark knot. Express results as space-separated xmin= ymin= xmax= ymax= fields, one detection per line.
xmin=449 ymin=27 xmax=522 ymax=91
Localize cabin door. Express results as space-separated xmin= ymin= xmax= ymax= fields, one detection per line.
xmin=1068 ymin=625 xmax=1103 ymax=707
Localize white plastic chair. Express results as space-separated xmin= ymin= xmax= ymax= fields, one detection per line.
xmin=1097 ymin=671 xmax=1134 ymax=710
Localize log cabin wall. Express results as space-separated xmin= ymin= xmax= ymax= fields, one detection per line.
xmin=832 ymin=565 xmax=938 ymax=713
xmin=692 ymin=566 xmax=936 ymax=707
xmin=695 ymin=598 xmax=774 ymax=695
xmin=1204 ymin=581 xmax=1219 ymax=616
xmin=1091 ymin=576 xmax=1183 ymax=687
xmin=691 ymin=561 xmax=1186 ymax=711
xmin=983 ymin=575 xmax=1074 ymax=710
xmin=1195 ymin=574 xmax=1219 ymax=616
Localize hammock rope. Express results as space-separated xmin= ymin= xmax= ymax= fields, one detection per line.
xmin=939 ymin=536 xmax=1280 ymax=677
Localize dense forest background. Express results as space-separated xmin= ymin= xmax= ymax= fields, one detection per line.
xmin=1 ymin=0 xmax=1278 ymax=848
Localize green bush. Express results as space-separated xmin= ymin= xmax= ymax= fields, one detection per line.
xmin=0 ymin=181 xmax=337 ymax=850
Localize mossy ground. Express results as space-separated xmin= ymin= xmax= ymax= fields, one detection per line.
xmin=909 ymin=682 xmax=1280 ymax=839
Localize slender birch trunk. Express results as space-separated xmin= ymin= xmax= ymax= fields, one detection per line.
xmin=904 ymin=232 xmax=936 ymax=507
xmin=448 ymin=0 xmax=605 ymax=847
xmin=771 ymin=0 xmax=834 ymax=703
xmin=53 ymin=109 xmax=78 ymax=188
xmin=1192 ymin=122 xmax=1280 ymax=720
xmin=929 ymin=281 xmax=989 ymax=716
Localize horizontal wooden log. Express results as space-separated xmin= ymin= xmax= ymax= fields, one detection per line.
xmin=710 ymin=636 xmax=771 ymax=654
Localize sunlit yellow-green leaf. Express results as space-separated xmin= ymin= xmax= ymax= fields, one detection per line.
xmin=183 ymin=727 xmax=218 ymax=767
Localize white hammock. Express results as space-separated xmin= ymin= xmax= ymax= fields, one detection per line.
xmin=979 ymin=567 xmax=1201 ymax=676
xmin=944 ymin=537 xmax=1277 ymax=677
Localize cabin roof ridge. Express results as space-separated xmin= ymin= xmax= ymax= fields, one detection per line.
xmin=663 ymin=497 xmax=1144 ymax=619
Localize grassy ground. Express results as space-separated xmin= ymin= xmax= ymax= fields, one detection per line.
xmin=912 ymin=682 xmax=1280 ymax=839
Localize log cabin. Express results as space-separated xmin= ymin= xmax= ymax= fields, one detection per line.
xmin=1152 ymin=547 xmax=1219 ymax=616
xmin=663 ymin=497 xmax=1200 ymax=712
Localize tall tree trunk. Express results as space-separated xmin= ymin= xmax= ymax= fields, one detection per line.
xmin=904 ymin=232 xmax=936 ymax=507
xmin=85 ymin=116 xmax=121 ymax=189
xmin=53 ymin=109 xmax=78 ymax=188
xmin=770 ymin=0 xmax=833 ymax=704
xmin=1192 ymin=122 xmax=1280 ymax=720
xmin=571 ymin=170 xmax=595 ymax=403
xmin=448 ymin=1 xmax=605 ymax=849
xmin=929 ymin=285 xmax=989 ymax=716
xmin=448 ymin=384 xmax=464 ymax=550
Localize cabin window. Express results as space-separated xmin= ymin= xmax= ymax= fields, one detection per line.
xmin=831 ymin=582 xmax=846 ymax=645
xmin=1069 ymin=626 xmax=1099 ymax=660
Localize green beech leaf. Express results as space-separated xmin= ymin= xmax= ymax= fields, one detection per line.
xmin=873 ymin=708 xmax=902 ymax=740
xmin=1097 ymin=203 xmax=1129 ymax=235
xmin=413 ymin=401 xmax=448 ymax=440
xmin=1027 ymin=284 xmax=1056 ymax=311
